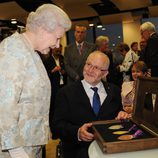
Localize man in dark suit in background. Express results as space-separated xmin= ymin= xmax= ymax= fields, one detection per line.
xmin=44 ymin=45 xmax=67 ymax=120
xmin=52 ymin=51 xmax=129 ymax=158
xmin=140 ymin=22 xmax=158 ymax=77
xmin=64 ymin=25 xmax=95 ymax=84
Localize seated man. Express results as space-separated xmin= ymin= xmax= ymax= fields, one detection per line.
xmin=51 ymin=51 xmax=129 ymax=158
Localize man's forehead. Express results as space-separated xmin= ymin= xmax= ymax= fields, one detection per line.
xmin=87 ymin=55 xmax=104 ymax=63
xmin=75 ymin=26 xmax=86 ymax=31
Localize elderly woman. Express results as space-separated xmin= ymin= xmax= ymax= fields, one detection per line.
xmin=121 ymin=61 xmax=152 ymax=114
xmin=0 ymin=4 xmax=71 ymax=158
xmin=95 ymin=35 xmax=114 ymax=83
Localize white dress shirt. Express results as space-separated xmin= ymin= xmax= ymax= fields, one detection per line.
xmin=78 ymin=79 xmax=107 ymax=141
xmin=53 ymin=55 xmax=64 ymax=85
xmin=81 ymin=79 xmax=107 ymax=106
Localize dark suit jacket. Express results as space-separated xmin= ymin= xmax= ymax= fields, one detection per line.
xmin=104 ymin=50 xmax=115 ymax=83
xmin=44 ymin=55 xmax=66 ymax=88
xmin=143 ymin=32 xmax=158 ymax=77
xmin=44 ymin=55 xmax=67 ymax=118
xmin=51 ymin=81 xmax=122 ymax=158
xmin=64 ymin=42 xmax=95 ymax=83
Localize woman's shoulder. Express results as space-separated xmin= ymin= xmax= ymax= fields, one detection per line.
xmin=121 ymin=81 xmax=134 ymax=96
xmin=126 ymin=50 xmax=134 ymax=56
xmin=1 ymin=32 xmax=28 ymax=56
xmin=122 ymin=81 xmax=134 ymax=87
xmin=122 ymin=81 xmax=134 ymax=92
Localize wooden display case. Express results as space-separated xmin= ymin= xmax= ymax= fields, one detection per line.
xmin=92 ymin=77 xmax=158 ymax=154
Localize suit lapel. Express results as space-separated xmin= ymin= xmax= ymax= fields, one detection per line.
xmin=71 ymin=43 xmax=85 ymax=71
xmin=81 ymin=42 xmax=89 ymax=58
xmin=78 ymin=82 xmax=96 ymax=115
xmin=99 ymin=82 xmax=112 ymax=112
xmin=72 ymin=43 xmax=80 ymax=55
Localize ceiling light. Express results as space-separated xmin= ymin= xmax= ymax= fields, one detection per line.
xmin=102 ymin=28 xmax=106 ymax=30
xmin=11 ymin=19 xmax=17 ymax=24
xmin=89 ymin=23 xmax=94 ymax=27
xmin=97 ymin=25 xmax=103 ymax=28
xmin=11 ymin=21 xmax=17 ymax=24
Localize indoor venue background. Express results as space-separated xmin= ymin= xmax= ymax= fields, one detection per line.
xmin=0 ymin=1 xmax=158 ymax=158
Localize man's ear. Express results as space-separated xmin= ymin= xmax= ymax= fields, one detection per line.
xmin=102 ymin=70 xmax=109 ymax=78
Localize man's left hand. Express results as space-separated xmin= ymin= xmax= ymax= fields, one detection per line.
xmin=115 ymin=111 xmax=131 ymax=120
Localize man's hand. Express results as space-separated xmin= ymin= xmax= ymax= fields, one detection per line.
xmin=51 ymin=66 xmax=61 ymax=73
xmin=115 ymin=111 xmax=131 ymax=120
xmin=78 ymin=123 xmax=94 ymax=142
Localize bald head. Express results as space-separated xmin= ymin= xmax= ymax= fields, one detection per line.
xmin=86 ymin=51 xmax=110 ymax=70
xmin=83 ymin=51 xmax=110 ymax=86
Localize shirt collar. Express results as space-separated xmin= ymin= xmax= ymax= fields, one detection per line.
xmin=76 ymin=41 xmax=84 ymax=47
xmin=82 ymin=79 xmax=102 ymax=90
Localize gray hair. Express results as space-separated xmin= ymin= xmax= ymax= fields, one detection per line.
xmin=26 ymin=4 xmax=71 ymax=32
xmin=95 ymin=36 xmax=109 ymax=47
xmin=140 ymin=22 xmax=155 ymax=32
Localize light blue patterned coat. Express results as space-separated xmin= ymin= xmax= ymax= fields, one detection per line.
xmin=0 ymin=32 xmax=51 ymax=157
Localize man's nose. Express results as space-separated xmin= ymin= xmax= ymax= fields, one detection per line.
xmin=55 ymin=40 xmax=60 ymax=48
xmin=88 ymin=65 xmax=95 ymax=72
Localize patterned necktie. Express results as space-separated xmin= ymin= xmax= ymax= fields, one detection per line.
xmin=91 ymin=87 xmax=101 ymax=116
xmin=78 ymin=44 xmax=82 ymax=54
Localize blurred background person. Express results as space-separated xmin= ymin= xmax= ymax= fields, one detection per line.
xmin=140 ymin=21 xmax=158 ymax=77
xmin=44 ymin=44 xmax=67 ymax=131
xmin=64 ymin=25 xmax=95 ymax=84
xmin=0 ymin=4 xmax=71 ymax=158
xmin=121 ymin=61 xmax=152 ymax=115
xmin=116 ymin=42 xmax=139 ymax=82
xmin=139 ymin=38 xmax=147 ymax=52
xmin=113 ymin=45 xmax=125 ymax=87
xmin=139 ymin=37 xmax=147 ymax=61
xmin=130 ymin=41 xmax=140 ymax=56
xmin=95 ymin=35 xmax=115 ymax=83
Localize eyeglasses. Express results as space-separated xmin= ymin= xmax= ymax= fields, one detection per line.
xmin=140 ymin=30 xmax=147 ymax=36
xmin=85 ymin=62 xmax=107 ymax=72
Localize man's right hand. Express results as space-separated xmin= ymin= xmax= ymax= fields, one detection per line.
xmin=51 ymin=66 xmax=61 ymax=73
xmin=78 ymin=123 xmax=94 ymax=142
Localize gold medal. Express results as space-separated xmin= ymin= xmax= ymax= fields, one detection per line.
xmin=118 ymin=130 xmax=143 ymax=140
xmin=108 ymin=125 xmax=123 ymax=130
xmin=113 ymin=131 xmax=128 ymax=135
xmin=118 ymin=134 xmax=133 ymax=140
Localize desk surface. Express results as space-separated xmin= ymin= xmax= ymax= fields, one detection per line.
xmin=88 ymin=141 xmax=158 ymax=158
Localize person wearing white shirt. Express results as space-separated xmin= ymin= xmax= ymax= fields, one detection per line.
xmin=52 ymin=51 xmax=129 ymax=158
xmin=116 ymin=42 xmax=139 ymax=82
